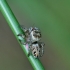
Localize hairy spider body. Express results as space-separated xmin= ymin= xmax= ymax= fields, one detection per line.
xmin=17 ymin=25 xmax=44 ymax=58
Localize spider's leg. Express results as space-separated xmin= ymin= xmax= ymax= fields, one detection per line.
xmin=17 ymin=34 xmax=25 ymax=38
xmin=18 ymin=38 xmax=27 ymax=45
xmin=17 ymin=34 xmax=22 ymax=36
xmin=39 ymin=43 xmax=45 ymax=57
xmin=18 ymin=39 xmax=22 ymax=43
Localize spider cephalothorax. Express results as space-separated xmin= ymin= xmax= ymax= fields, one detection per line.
xmin=17 ymin=26 xmax=42 ymax=45
xmin=29 ymin=27 xmax=41 ymax=43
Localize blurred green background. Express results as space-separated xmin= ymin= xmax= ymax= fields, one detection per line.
xmin=0 ymin=0 xmax=70 ymax=70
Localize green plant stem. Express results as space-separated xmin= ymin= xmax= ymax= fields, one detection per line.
xmin=0 ymin=0 xmax=45 ymax=70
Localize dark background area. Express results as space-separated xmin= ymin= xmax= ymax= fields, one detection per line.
xmin=0 ymin=0 xmax=70 ymax=70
